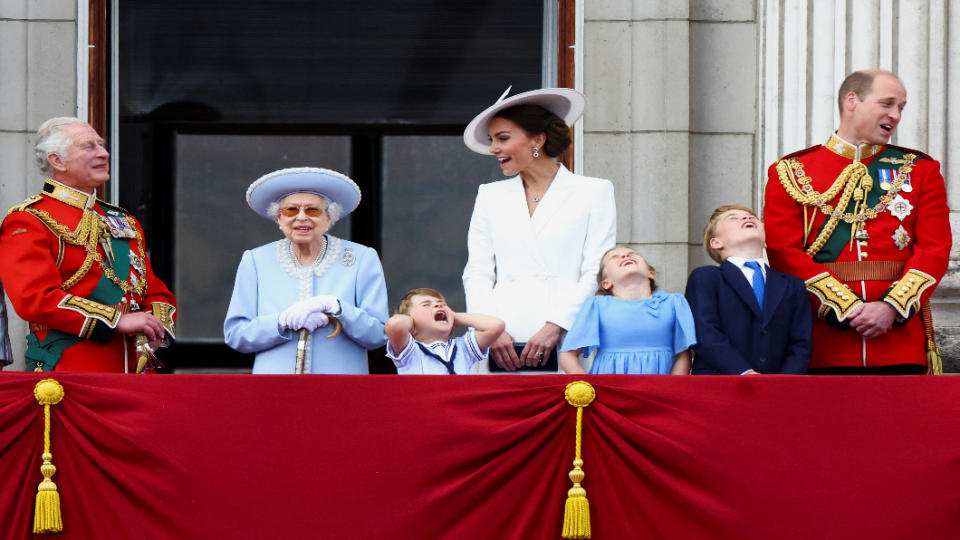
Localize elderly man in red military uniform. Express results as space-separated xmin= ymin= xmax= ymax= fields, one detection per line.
xmin=764 ymin=70 xmax=951 ymax=374
xmin=0 ymin=117 xmax=176 ymax=372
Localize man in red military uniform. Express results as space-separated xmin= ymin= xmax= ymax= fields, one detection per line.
xmin=764 ymin=70 xmax=951 ymax=374
xmin=0 ymin=117 xmax=176 ymax=372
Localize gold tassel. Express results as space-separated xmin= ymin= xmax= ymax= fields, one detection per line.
xmin=920 ymin=303 xmax=942 ymax=375
xmin=562 ymin=381 xmax=596 ymax=540
xmin=33 ymin=379 xmax=65 ymax=534
xmin=926 ymin=339 xmax=943 ymax=375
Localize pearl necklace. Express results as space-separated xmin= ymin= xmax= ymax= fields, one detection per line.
xmin=291 ymin=236 xmax=327 ymax=267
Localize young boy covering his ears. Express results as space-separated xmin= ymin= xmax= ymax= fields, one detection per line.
xmin=385 ymin=288 xmax=504 ymax=375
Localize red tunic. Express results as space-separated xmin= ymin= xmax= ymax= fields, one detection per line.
xmin=763 ymin=135 xmax=951 ymax=369
xmin=0 ymin=179 xmax=176 ymax=372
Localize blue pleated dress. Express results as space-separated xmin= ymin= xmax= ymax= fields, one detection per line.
xmin=560 ymin=291 xmax=697 ymax=374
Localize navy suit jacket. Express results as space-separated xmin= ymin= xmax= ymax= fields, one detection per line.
xmin=685 ymin=260 xmax=811 ymax=374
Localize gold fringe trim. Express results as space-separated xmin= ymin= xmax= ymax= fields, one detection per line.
xmin=562 ymin=381 xmax=596 ymax=540
xmin=775 ymin=158 xmax=911 ymax=256
xmin=23 ymin=207 xmax=146 ymax=295
xmin=33 ymin=379 xmax=65 ymax=534
xmin=922 ymin=303 xmax=943 ymax=375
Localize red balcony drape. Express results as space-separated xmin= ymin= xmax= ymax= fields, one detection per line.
xmin=1 ymin=373 xmax=958 ymax=539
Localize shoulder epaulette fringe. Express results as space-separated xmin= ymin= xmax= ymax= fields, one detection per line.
xmin=7 ymin=194 xmax=43 ymax=215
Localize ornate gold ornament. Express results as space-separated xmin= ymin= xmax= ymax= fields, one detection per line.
xmin=775 ymin=152 xmax=917 ymax=256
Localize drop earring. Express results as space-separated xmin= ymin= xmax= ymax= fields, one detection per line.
xmin=532 ymin=147 xmax=540 ymax=158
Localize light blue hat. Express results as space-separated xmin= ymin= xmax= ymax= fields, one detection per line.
xmin=246 ymin=167 xmax=362 ymax=220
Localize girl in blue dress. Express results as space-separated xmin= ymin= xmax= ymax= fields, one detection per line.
xmin=559 ymin=246 xmax=696 ymax=374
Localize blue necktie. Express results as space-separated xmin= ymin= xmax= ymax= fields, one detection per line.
xmin=744 ymin=261 xmax=765 ymax=311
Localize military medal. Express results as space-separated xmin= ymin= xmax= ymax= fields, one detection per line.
xmin=899 ymin=172 xmax=913 ymax=192
xmin=878 ymin=169 xmax=894 ymax=190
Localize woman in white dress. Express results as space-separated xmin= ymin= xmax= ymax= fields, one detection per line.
xmin=462 ymin=88 xmax=616 ymax=372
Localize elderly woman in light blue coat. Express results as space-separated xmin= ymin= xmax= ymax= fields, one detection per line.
xmin=224 ymin=167 xmax=388 ymax=374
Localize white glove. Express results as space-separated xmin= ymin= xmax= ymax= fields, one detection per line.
xmin=278 ymin=295 xmax=341 ymax=331
xmin=302 ymin=295 xmax=341 ymax=315
xmin=301 ymin=311 xmax=331 ymax=332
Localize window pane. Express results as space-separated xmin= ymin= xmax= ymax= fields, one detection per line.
xmin=120 ymin=0 xmax=543 ymax=125
xmin=381 ymin=136 xmax=501 ymax=312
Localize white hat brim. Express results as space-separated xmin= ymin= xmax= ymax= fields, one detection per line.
xmin=246 ymin=167 xmax=362 ymax=220
xmin=462 ymin=88 xmax=585 ymax=154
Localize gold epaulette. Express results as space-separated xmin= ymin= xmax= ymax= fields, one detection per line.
xmin=806 ymin=272 xmax=862 ymax=321
xmin=7 ymin=194 xmax=43 ymax=215
xmin=883 ymin=269 xmax=936 ymax=319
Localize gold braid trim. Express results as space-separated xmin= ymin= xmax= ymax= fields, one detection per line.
xmin=803 ymin=167 xmax=861 ymax=257
xmin=776 ymin=160 xmax=867 ymax=257
xmin=59 ymin=294 xmax=120 ymax=328
xmin=151 ymin=302 xmax=177 ymax=338
xmin=883 ymin=269 xmax=936 ymax=319
xmin=22 ymin=208 xmax=146 ymax=295
xmin=776 ymin=158 xmax=850 ymax=205
xmin=805 ymin=272 xmax=863 ymax=321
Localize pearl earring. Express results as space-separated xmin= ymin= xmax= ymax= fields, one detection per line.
xmin=532 ymin=147 xmax=540 ymax=158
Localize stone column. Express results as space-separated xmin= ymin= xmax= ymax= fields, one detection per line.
xmin=581 ymin=1 xmax=693 ymax=294
xmin=0 ymin=0 xmax=79 ymax=371
xmin=581 ymin=1 xmax=761 ymax=292
xmin=688 ymin=0 xmax=759 ymax=269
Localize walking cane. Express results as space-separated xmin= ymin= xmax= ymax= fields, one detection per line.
xmin=294 ymin=318 xmax=343 ymax=374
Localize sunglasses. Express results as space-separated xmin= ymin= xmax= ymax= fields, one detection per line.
xmin=279 ymin=206 xmax=325 ymax=218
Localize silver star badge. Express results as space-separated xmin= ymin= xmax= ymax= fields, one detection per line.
xmin=888 ymin=194 xmax=913 ymax=221
xmin=892 ymin=225 xmax=911 ymax=250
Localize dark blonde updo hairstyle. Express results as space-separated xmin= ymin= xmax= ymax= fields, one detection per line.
xmin=595 ymin=246 xmax=658 ymax=296
xmin=493 ymin=104 xmax=572 ymax=157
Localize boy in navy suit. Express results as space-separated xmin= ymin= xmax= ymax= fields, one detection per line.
xmin=685 ymin=205 xmax=811 ymax=374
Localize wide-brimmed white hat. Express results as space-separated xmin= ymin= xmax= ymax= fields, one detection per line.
xmin=462 ymin=87 xmax=585 ymax=154
xmin=246 ymin=167 xmax=361 ymax=220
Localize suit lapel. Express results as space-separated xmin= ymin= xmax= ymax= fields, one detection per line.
xmin=505 ymin=176 xmax=550 ymax=271
xmin=721 ymin=260 xmax=762 ymax=317
xmin=530 ymin=165 xmax=575 ymax=236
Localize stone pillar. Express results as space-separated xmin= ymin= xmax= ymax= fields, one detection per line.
xmin=581 ymin=1 xmax=761 ymax=292
xmin=0 ymin=0 xmax=79 ymax=371
xmin=581 ymin=1 xmax=693 ymax=294
xmin=688 ymin=0 xmax=759 ymax=269
xmin=759 ymin=0 xmax=960 ymax=369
